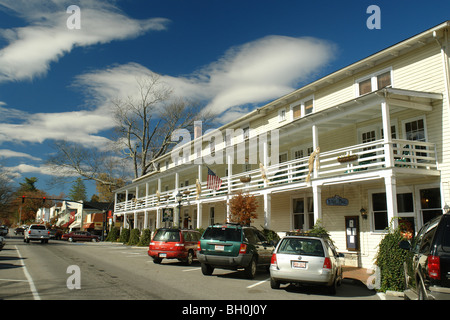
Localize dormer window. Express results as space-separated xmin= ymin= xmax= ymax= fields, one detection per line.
xmin=356 ymin=68 xmax=392 ymax=96
xmin=291 ymin=96 xmax=314 ymax=120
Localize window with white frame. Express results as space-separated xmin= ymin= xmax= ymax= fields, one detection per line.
xmin=290 ymin=96 xmax=314 ymax=120
xmin=370 ymin=190 xmax=415 ymax=232
xmin=278 ymin=108 xmax=286 ymax=122
xmin=356 ymin=68 xmax=392 ymax=96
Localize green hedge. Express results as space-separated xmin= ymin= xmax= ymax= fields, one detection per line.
xmin=106 ymin=226 xmax=119 ymax=242
xmin=119 ymin=228 xmax=130 ymax=244
xmin=128 ymin=228 xmax=140 ymax=246
xmin=138 ymin=229 xmax=151 ymax=246
xmin=375 ymin=225 xmax=413 ymax=292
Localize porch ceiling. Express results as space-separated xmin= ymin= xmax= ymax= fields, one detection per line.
xmin=280 ymin=88 xmax=442 ymax=138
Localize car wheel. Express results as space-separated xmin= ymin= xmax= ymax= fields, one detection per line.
xmin=270 ymin=277 xmax=280 ymax=289
xmin=91 ymin=238 xmax=97 ymax=242
xmin=201 ymin=263 xmax=214 ymax=276
xmin=244 ymin=257 xmax=257 ymax=279
xmin=327 ymin=277 xmax=338 ymax=295
xmin=68 ymin=237 xmax=74 ymax=242
xmin=185 ymin=250 xmax=194 ymax=266
xmin=153 ymin=257 xmax=163 ymax=264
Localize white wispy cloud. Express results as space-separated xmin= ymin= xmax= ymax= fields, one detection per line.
xmin=77 ymin=35 xmax=336 ymax=124
xmin=0 ymin=149 xmax=42 ymax=161
xmin=0 ymin=0 xmax=170 ymax=82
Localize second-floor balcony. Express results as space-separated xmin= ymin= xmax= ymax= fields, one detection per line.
xmin=114 ymin=138 xmax=438 ymax=213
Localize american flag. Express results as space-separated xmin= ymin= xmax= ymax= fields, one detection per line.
xmin=207 ymin=167 xmax=222 ymax=191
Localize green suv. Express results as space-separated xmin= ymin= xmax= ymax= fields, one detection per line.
xmin=197 ymin=223 xmax=275 ymax=279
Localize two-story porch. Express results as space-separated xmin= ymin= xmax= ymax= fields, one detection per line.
xmin=113 ymin=88 xmax=443 ymax=268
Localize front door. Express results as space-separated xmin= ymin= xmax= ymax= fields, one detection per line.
xmin=345 ymin=216 xmax=360 ymax=251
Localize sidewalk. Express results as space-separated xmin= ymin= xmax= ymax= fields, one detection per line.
xmin=342 ymin=266 xmax=404 ymax=300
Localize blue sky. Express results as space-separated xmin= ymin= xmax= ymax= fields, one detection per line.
xmin=0 ymin=0 xmax=449 ymax=198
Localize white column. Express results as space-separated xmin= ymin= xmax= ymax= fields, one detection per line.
xmin=381 ymin=100 xmax=394 ymax=167
xmin=264 ymin=192 xmax=271 ymax=229
xmin=133 ymin=211 xmax=137 ymax=229
xmin=156 ymin=208 xmax=161 ymax=229
xmin=312 ymin=125 xmax=319 ymax=179
xmin=144 ymin=210 xmax=149 ymax=229
xmin=123 ymin=213 xmax=128 ymax=229
xmin=197 ymin=201 xmax=202 ymax=228
xmin=313 ymin=183 xmax=322 ymax=224
xmin=385 ymin=174 xmax=398 ymax=229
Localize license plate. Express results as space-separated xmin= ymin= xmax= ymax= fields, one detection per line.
xmin=215 ymin=245 xmax=225 ymax=251
xmin=292 ymin=261 xmax=307 ymax=269
xmin=159 ymin=253 xmax=167 ymax=257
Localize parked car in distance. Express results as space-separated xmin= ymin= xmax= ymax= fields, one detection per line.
xmin=269 ymin=234 xmax=343 ymax=294
xmin=62 ymin=231 xmax=99 ymax=242
xmin=399 ymin=213 xmax=450 ymax=300
xmin=14 ymin=227 xmax=25 ymax=235
xmin=0 ymin=235 xmax=5 ymax=250
xmin=197 ymin=223 xmax=275 ymax=279
xmin=24 ymin=224 xmax=50 ymax=243
xmin=148 ymin=228 xmax=201 ymax=265
xmin=49 ymin=229 xmax=63 ymax=240
xmin=0 ymin=225 xmax=8 ymax=236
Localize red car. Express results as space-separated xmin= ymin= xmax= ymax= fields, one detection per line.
xmin=62 ymin=231 xmax=99 ymax=242
xmin=148 ymin=228 xmax=201 ymax=265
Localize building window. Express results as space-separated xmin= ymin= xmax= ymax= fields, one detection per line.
xmin=356 ymin=68 xmax=392 ymax=96
xmin=290 ymin=96 xmax=314 ymax=119
xmin=243 ymin=126 xmax=250 ymax=140
xmin=292 ymin=197 xmax=314 ymax=230
xmin=304 ymin=99 xmax=314 ymax=115
xmin=372 ymin=191 xmax=415 ymax=231
xmin=420 ymin=188 xmax=442 ymax=225
xmin=278 ymin=108 xmax=286 ymax=122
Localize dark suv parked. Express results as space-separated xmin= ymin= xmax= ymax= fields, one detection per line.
xmin=399 ymin=213 xmax=450 ymax=300
xmin=197 ymin=223 xmax=275 ymax=279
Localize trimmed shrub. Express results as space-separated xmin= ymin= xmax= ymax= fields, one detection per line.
xmin=128 ymin=228 xmax=140 ymax=246
xmin=138 ymin=229 xmax=151 ymax=246
xmin=106 ymin=226 xmax=119 ymax=242
xmin=119 ymin=228 xmax=130 ymax=244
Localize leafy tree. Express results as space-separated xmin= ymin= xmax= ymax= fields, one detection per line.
xmin=229 ymin=191 xmax=258 ymax=225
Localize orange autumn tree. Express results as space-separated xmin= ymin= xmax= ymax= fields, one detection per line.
xmin=229 ymin=191 xmax=258 ymax=226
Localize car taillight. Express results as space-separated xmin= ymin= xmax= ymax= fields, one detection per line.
xmin=28 ymin=230 xmax=31 ymax=234
xmin=48 ymin=231 xmax=50 ymax=235
xmin=239 ymin=243 xmax=247 ymax=254
xmin=270 ymin=253 xmax=277 ymax=266
xmin=197 ymin=241 xmax=201 ymax=251
xmin=323 ymin=257 xmax=332 ymax=270
xmin=427 ymin=255 xmax=441 ymax=280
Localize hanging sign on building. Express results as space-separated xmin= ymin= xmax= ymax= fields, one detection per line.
xmin=326 ymin=195 xmax=349 ymax=206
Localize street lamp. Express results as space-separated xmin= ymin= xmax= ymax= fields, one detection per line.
xmin=175 ymin=191 xmax=183 ymax=227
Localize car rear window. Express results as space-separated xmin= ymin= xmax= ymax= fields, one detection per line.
xmin=202 ymin=227 xmax=242 ymax=242
xmin=277 ymin=238 xmax=324 ymax=257
xmin=30 ymin=225 xmax=46 ymax=230
xmin=153 ymin=229 xmax=180 ymax=242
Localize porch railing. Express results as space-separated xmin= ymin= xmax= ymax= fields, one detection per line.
xmin=114 ymin=139 xmax=438 ymax=212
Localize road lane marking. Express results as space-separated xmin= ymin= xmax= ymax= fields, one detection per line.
xmin=246 ymin=278 xmax=270 ymax=289
xmin=15 ymin=245 xmax=41 ymax=300
xmin=0 ymin=278 xmax=29 ymax=282
xmin=182 ymin=267 xmax=201 ymax=272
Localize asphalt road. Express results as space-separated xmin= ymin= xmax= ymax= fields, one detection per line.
xmin=0 ymin=235 xmax=382 ymax=301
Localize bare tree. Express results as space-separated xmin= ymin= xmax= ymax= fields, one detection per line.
xmin=111 ymin=74 xmax=211 ymax=178
xmin=47 ymin=73 xmax=213 ymax=187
